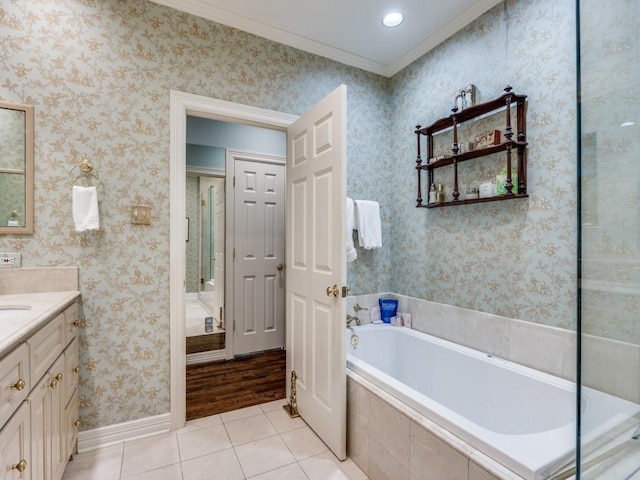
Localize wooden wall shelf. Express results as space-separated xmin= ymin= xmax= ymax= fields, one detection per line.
xmin=414 ymin=86 xmax=528 ymax=207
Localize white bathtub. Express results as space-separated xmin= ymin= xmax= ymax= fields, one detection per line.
xmin=345 ymin=324 xmax=640 ymax=480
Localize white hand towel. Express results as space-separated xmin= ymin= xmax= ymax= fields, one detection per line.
xmin=72 ymin=185 xmax=100 ymax=232
xmin=346 ymin=197 xmax=357 ymax=262
xmin=354 ymin=200 xmax=382 ymax=249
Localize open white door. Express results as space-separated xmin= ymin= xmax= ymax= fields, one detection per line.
xmin=286 ymin=85 xmax=347 ymax=459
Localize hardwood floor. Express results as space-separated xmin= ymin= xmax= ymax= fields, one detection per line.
xmin=186 ymin=349 xmax=286 ymax=421
xmin=186 ymin=332 xmax=225 ymax=354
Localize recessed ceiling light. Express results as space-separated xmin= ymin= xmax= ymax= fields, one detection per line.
xmin=383 ymin=12 xmax=403 ymax=28
xmin=620 ymin=121 xmax=635 ymax=127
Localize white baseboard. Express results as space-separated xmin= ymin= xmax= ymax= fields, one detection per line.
xmin=77 ymin=413 xmax=171 ymax=453
xmin=186 ymin=349 xmax=226 ymax=365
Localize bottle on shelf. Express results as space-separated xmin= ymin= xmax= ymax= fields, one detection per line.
xmin=437 ymin=184 xmax=445 ymax=203
xmin=429 ymin=183 xmax=437 ymax=204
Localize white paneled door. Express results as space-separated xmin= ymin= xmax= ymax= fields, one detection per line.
xmin=233 ymin=154 xmax=286 ymax=355
xmin=286 ymin=85 xmax=347 ymax=459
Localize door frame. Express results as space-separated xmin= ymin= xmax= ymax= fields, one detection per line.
xmin=169 ymin=90 xmax=297 ymax=430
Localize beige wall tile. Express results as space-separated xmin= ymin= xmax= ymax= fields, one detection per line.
xmin=0 ymin=267 xmax=78 ymax=294
xmin=369 ymin=437 xmax=411 ymax=480
xmin=369 ymin=394 xmax=410 ymax=465
xmin=409 ymin=421 xmax=469 ymax=480
xmin=469 ymin=461 xmax=500 ymax=480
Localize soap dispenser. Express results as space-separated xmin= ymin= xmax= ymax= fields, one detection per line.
xmin=429 ymin=183 xmax=437 ymax=204
xmin=437 ymin=184 xmax=445 ymax=203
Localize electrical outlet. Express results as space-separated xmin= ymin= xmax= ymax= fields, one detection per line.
xmin=0 ymin=253 xmax=21 ymax=269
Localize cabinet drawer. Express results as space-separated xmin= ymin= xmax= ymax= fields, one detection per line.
xmin=29 ymin=312 xmax=65 ymax=384
xmin=64 ymin=302 xmax=79 ymax=345
xmin=64 ymin=337 xmax=79 ymax=406
xmin=0 ymin=401 xmax=30 ymax=480
xmin=0 ymin=343 xmax=30 ymax=427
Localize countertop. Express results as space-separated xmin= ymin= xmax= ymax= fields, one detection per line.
xmin=0 ymin=291 xmax=81 ymax=356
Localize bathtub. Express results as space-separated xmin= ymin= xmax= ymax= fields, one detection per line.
xmin=345 ymin=324 xmax=640 ymax=480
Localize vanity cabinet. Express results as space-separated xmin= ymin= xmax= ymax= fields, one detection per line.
xmin=415 ymin=86 xmax=528 ymax=208
xmin=0 ymin=299 xmax=79 ymax=480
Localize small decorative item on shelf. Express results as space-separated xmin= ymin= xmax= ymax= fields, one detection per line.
xmin=479 ymin=181 xmax=496 ymax=198
xmin=465 ymin=187 xmax=479 ymax=200
xmin=454 ymin=84 xmax=478 ymax=111
xmin=437 ymin=184 xmax=445 ymax=203
xmin=496 ymin=165 xmax=518 ymax=195
xmin=429 ymin=183 xmax=437 ymax=204
xmin=475 ymin=129 xmax=501 ymax=149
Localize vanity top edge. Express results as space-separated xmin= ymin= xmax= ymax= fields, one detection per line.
xmin=0 ymin=290 xmax=81 ymax=357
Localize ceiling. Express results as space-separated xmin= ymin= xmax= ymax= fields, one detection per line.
xmin=151 ymin=0 xmax=503 ymax=77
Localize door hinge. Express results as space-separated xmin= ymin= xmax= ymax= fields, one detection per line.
xmin=342 ymin=286 xmax=351 ymax=297
xmin=233 ymin=320 xmax=236 ymax=332
xmin=233 ymin=176 xmax=236 ymax=187
xmin=233 ymin=248 xmax=236 ymax=259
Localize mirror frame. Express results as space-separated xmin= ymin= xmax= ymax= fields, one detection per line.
xmin=0 ymin=100 xmax=34 ymax=235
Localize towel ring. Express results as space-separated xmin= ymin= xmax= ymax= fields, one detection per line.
xmin=68 ymin=156 xmax=102 ymax=188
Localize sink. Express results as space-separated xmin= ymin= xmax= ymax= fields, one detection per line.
xmin=0 ymin=305 xmax=32 ymax=318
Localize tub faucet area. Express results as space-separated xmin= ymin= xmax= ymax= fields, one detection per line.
xmin=346 ymin=303 xmax=368 ymax=326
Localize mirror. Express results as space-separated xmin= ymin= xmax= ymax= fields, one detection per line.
xmin=0 ymin=100 xmax=34 ymax=234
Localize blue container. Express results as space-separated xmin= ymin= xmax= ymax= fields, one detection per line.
xmin=378 ymin=298 xmax=398 ymax=324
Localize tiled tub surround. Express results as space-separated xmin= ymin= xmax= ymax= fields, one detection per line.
xmin=345 ymin=324 xmax=640 ymax=480
xmin=347 ymin=293 xmax=640 ymax=405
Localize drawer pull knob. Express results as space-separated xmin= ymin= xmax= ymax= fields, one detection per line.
xmin=72 ymin=319 xmax=80 ymax=327
xmin=11 ymin=459 xmax=27 ymax=472
xmin=74 ymin=419 xmax=81 ymax=427
xmin=49 ymin=379 xmax=59 ymax=389
xmin=73 ymin=366 xmax=80 ymax=373
xmin=54 ymin=373 xmax=63 ymax=382
xmin=11 ymin=379 xmax=26 ymax=391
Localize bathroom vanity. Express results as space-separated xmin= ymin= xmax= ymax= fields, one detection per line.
xmin=0 ymin=290 xmax=80 ymax=480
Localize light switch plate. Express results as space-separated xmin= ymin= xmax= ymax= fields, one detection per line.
xmin=130 ymin=205 xmax=151 ymax=225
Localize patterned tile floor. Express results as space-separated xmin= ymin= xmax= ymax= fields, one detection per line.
xmin=62 ymin=400 xmax=367 ymax=480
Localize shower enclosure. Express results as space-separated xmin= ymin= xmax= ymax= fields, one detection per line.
xmin=578 ymin=0 xmax=640 ymax=476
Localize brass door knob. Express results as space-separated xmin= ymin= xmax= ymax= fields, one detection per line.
xmin=73 ymin=366 xmax=80 ymax=373
xmin=276 ymin=263 xmax=284 ymax=271
xmin=54 ymin=373 xmax=63 ymax=382
xmin=326 ymin=284 xmax=340 ymax=297
xmin=11 ymin=379 xmax=26 ymax=391
xmin=49 ymin=379 xmax=59 ymax=389
xmin=72 ymin=319 xmax=80 ymax=327
xmin=11 ymin=459 xmax=27 ymax=473
xmin=74 ymin=419 xmax=81 ymax=427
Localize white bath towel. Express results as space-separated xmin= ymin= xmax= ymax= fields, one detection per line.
xmin=72 ymin=185 xmax=100 ymax=232
xmin=354 ymin=200 xmax=382 ymax=250
xmin=346 ymin=197 xmax=357 ymax=262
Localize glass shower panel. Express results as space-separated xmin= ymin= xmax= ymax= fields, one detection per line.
xmin=579 ymin=0 xmax=640 ymax=477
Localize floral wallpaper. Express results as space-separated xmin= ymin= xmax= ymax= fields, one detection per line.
xmin=388 ymin=0 xmax=578 ymax=330
xmin=0 ymin=0 xmax=391 ymax=429
xmin=0 ymin=0 xmax=612 ymax=431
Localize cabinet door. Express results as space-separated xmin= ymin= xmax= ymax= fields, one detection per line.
xmin=30 ymin=373 xmax=50 ymax=480
xmin=64 ymin=337 xmax=79 ymax=407
xmin=0 ymin=343 xmax=30 ymax=427
xmin=65 ymin=388 xmax=79 ymax=458
xmin=50 ymin=354 xmax=67 ymax=480
xmin=0 ymin=402 xmax=31 ymax=480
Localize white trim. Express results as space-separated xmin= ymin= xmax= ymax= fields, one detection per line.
xmin=186 ymin=349 xmax=226 ymax=365
xmin=388 ymin=0 xmax=504 ymax=76
xmin=170 ymin=90 xmax=297 ymax=431
xmin=150 ymin=0 xmax=503 ymax=77
xmin=77 ymin=413 xmax=171 ymax=453
xmin=186 ymin=166 xmax=225 ymax=177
